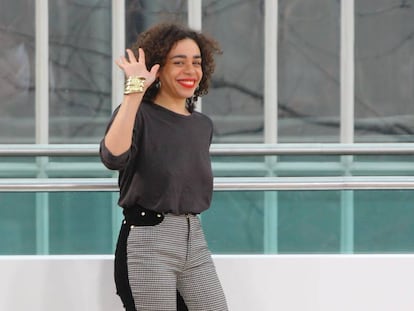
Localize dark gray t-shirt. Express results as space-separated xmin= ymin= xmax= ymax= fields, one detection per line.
xmin=100 ymin=100 xmax=214 ymax=215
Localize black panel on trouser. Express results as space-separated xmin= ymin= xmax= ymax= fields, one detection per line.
xmin=114 ymin=222 xmax=136 ymax=311
xmin=115 ymin=210 xmax=189 ymax=311
xmin=177 ymin=290 xmax=189 ymax=311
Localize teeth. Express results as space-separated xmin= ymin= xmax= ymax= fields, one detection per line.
xmin=180 ymin=80 xmax=195 ymax=86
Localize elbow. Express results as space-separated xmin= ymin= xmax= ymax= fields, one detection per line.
xmin=99 ymin=139 xmax=129 ymax=170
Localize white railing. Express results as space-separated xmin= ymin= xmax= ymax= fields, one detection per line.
xmin=1 ymin=143 xmax=414 ymax=191
xmin=1 ymin=176 xmax=414 ymax=192
xmin=1 ymin=142 xmax=414 ymax=156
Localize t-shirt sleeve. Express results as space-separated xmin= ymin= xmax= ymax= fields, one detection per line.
xmin=99 ymin=105 xmax=136 ymax=170
xmin=99 ymin=139 xmax=129 ymax=170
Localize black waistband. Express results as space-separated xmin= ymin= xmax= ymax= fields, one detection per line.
xmin=123 ymin=205 xmax=198 ymax=227
xmin=123 ymin=205 xmax=164 ymax=226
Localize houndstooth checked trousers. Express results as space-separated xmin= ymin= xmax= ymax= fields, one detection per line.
xmin=114 ymin=212 xmax=228 ymax=311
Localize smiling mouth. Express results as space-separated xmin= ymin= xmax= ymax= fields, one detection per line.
xmin=178 ymin=80 xmax=196 ymax=88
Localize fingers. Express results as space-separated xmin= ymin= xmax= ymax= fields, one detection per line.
xmin=125 ymin=48 xmax=147 ymax=64
xmin=115 ymin=49 xmax=137 ymax=72
xmin=114 ymin=59 xmax=124 ymax=71
xmin=126 ymin=49 xmax=137 ymax=63
xmin=149 ymin=64 xmax=160 ymax=76
xmin=138 ymin=48 xmax=145 ymax=65
xmin=115 ymin=56 xmax=127 ymax=69
xmin=115 ymin=48 xmax=158 ymax=80
xmin=116 ymin=48 xmax=144 ymax=66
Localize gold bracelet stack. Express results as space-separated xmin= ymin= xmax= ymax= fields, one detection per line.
xmin=124 ymin=76 xmax=146 ymax=95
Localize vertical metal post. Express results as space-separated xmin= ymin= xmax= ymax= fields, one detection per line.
xmin=188 ymin=0 xmax=202 ymax=30
xmin=340 ymin=0 xmax=355 ymax=253
xmin=340 ymin=0 xmax=355 ymax=142
xmin=263 ymin=0 xmax=279 ymax=254
xmin=111 ymin=0 xmax=126 ymax=249
xmin=35 ymin=0 xmax=50 ymax=254
xmin=112 ymin=0 xmax=125 ymax=112
xmin=187 ymin=0 xmax=205 ymax=224
xmin=188 ymin=0 xmax=203 ymax=112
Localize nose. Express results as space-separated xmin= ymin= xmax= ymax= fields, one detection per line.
xmin=183 ymin=62 xmax=197 ymax=74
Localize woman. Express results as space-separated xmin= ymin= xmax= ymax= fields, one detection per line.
xmin=100 ymin=23 xmax=228 ymax=311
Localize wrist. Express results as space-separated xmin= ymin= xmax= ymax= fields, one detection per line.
xmin=124 ymin=76 xmax=146 ymax=95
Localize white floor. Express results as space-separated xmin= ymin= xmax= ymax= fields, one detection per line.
xmin=1 ymin=254 xmax=414 ymax=311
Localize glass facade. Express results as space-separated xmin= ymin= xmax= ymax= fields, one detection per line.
xmin=1 ymin=0 xmax=414 ymax=255
xmin=278 ymin=0 xmax=340 ymax=143
xmin=0 ymin=0 xmax=36 ymax=143
xmin=355 ymin=0 xmax=414 ymax=142
xmin=49 ymin=0 xmax=112 ymax=143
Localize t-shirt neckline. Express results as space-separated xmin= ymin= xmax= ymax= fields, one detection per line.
xmin=148 ymin=101 xmax=194 ymax=119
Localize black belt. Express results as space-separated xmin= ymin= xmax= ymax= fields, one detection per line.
xmin=123 ymin=205 xmax=198 ymax=227
xmin=123 ymin=205 xmax=164 ymax=226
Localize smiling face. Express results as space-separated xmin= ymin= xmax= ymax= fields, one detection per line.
xmin=155 ymin=38 xmax=203 ymax=106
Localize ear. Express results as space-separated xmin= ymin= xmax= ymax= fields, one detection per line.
xmin=156 ymin=66 xmax=162 ymax=77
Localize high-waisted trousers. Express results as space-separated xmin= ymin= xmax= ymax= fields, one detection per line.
xmin=115 ymin=211 xmax=228 ymax=311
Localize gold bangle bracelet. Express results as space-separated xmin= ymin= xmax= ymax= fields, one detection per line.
xmin=124 ymin=76 xmax=146 ymax=94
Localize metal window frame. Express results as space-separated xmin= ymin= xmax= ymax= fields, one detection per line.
xmin=35 ymin=0 xmax=49 ymax=254
xmin=264 ymin=0 xmax=279 ymax=253
xmin=110 ymin=0 xmax=126 ymax=251
xmin=340 ymin=0 xmax=355 ymax=253
xmin=188 ymin=0 xmax=203 ymax=112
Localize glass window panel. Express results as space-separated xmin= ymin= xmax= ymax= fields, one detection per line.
xmin=2 ymin=189 xmax=414 ymax=254
xmin=355 ymin=1 xmax=414 ymax=142
xmin=278 ymin=190 xmax=341 ymax=253
xmin=212 ymin=155 xmax=268 ymax=178
xmin=47 ymin=156 xmax=110 ymax=178
xmin=49 ymin=192 xmax=114 ymax=254
xmin=49 ymin=0 xmax=112 ymax=143
xmin=202 ymin=0 xmax=265 ymax=143
xmin=125 ymin=0 xmax=188 ymax=48
xmin=354 ymin=190 xmax=414 ymax=253
xmin=0 ymin=192 xmax=116 ymax=255
xmin=0 ymin=193 xmax=36 ymax=255
xmin=205 ymin=191 xmax=264 ymax=254
xmin=353 ymin=155 xmax=414 ymax=176
xmin=278 ymin=0 xmax=340 ymax=143
xmin=0 ymin=157 xmax=37 ymax=178
xmin=0 ymin=0 xmax=35 ymax=143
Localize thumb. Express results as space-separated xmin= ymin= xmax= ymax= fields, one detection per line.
xmin=149 ymin=64 xmax=160 ymax=76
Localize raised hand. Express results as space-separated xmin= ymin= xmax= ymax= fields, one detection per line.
xmin=115 ymin=48 xmax=160 ymax=90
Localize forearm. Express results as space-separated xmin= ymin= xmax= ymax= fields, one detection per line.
xmin=104 ymin=93 xmax=143 ymax=155
xmin=105 ymin=47 xmax=159 ymax=156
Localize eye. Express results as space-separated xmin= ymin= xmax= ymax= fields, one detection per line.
xmin=173 ymin=61 xmax=185 ymax=66
xmin=193 ymin=60 xmax=202 ymax=66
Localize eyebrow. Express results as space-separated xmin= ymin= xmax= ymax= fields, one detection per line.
xmin=170 ymin=54 xmax=202 ymax=60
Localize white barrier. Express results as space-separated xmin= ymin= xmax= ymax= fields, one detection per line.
xmin=1 ymin=254 xmax=414 ymax=311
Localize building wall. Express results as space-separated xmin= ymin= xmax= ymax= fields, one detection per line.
xmin=1 ymin=2 xmax=414 ymax=255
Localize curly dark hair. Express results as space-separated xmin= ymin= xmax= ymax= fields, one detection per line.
xmin=131 ymin=23 xmax=222 ymax=112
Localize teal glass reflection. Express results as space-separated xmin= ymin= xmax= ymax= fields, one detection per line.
xmin=2 ymin=189 xmax=414 ymax=255
xmin=205 ymin=191 xmax=264 ymax=254
xmin=278 ymin=190 xmax=341 ymax=254
xmin=49 ymin=192 xmax=114 ymax=254
xmin=354 ymin=190 xmax=414 ymax=253
xmin=0 ymin=193 xmax=37 ymax=255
